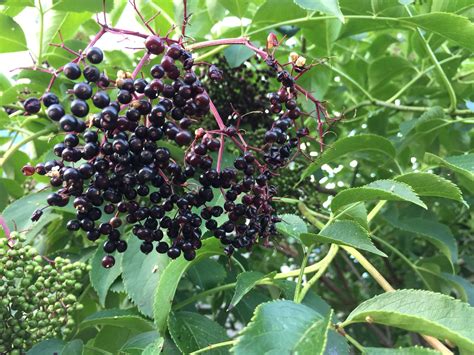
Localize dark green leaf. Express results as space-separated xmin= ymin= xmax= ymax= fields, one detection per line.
xmin=364 ymin=347 xmax=439 ymax=354
xmin=229 ymin=271 xmax=271 ymax=309
xmin=224 ymin=45 xmax=255 ymax=68
xmin=153 ymin=238 xmax=225 ymax=334
xmin=90 ymin=246 xmax=123 ymax=307
xmin=168 ymin=312 xmax=229 ymax=354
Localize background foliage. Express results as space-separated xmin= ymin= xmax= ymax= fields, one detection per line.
xmin=0 ymin=0 xmax=473 ymax=354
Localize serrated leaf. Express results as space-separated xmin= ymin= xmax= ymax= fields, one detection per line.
xmin=233 ymin=300 xmax=332 ymax=355
xmin=121 ymin=235 xmax=169 ymax=317
xmin=229 ymin=271 xmax=274 ymax=309
xmin=142 ymin=338 xmax=165 ymax=355
xmin=79 ymin=309 xmax=154 ymax=332
xmin=90 ymin=246 xmax=123 ymax=306
xmin=302 ymin=220 xmax=386 ymax=257
xmin=294 ymin=0 xmax=345 ymax=23
xmin=276 ymin=213 xmax=308 ymax=240
xmin=168 ymin=312 xmax=229 ymax=354
xmin=364 ymin=346 xmax=439 ymax=354
xmin=394 ymin=172 xmax=464 ymax=204
xmin=27 ymin=339 xmax=83 ymax=355
xmin=332 ymin=180 xmax=426 ymax=212
xmin=300 ymin=135 xmax=396 ymax=183
xmin=153 ymin=238 xmax=225 ymax=334
xmin=0 ymin=14 xmax=27 ymax=53
xmin=120 ymin=331 xmax=160 ymax=353
xmin=343 ymin=289 xmax=474 ymax=350
xmin=425 ymin=153 xmax=474 ymax=181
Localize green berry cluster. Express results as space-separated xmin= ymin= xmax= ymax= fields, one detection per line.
xmin=0 ymin=233 xmax=90 ymax=353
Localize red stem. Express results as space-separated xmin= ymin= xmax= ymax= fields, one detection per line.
xmin=132 ymin=52 xmax=151 ymax=79
xmin=216 ymin=134 xmax=225 ymax=172
xmin=0 ymin=215 xmax=14 ymax=248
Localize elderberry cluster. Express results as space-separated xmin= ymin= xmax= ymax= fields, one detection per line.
xmin=0 ymin=234 xmax=88 ymax=353
xmin=22 ymin=34 xmax=307 ymax=267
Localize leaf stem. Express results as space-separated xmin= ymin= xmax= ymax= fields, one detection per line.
xmin=37 ymin=0 xmax=45 ymax=65
xmin=0 ymin=127 xmax=56 ymax=166
xmin=189 ymin=340 xmax=235 ymax=354
xmin=297 ymin=244 xmax=339 ymax=302
xmin=367 ymin=200 xmax=387 ymax=223
xmin=404 ymin=6 xmax=457 ymax=112
xmin=294 ymin=244 xmax=314 ymax=302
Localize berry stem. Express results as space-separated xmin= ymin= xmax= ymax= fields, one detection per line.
xmin=216 ymin=134 xmax=225 ymax=172
xmin=131 ymin=52 xmax=151 ymax=79
xmin=0 ymin=215 xmax=13 ymax=248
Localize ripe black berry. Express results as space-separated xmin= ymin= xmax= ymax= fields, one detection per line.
xmin=23 ymin=97 xmax=41 ymax=113
xmin=63 ymin=62 xmax=81 ymax=80
xmin=86 ymin=47 xmax=104 ymax=64
xmin=145 ymin=35 xmax=165 ymax=55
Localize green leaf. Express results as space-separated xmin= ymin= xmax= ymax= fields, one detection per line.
xmin=394 ymin=172 xmax=465 ymax=204
xmin=425 ymin=153 xmax=474 ymax=181
xmin=79 ymin=309 xmax=154 ymax=332
xmin=368 ymin=57 xmax=415 ymax=92
xmin=229 ymin=271 xmax=271 ymax=309
xmin=384 ymin=209 xmax=458 ymax=266
xmin=276 ymin=213 xmax=308 ymax=240
xmin=299 ymin=134 xmax=396 ymax=183
xmin=218 ymin=0 xmax=249 ymax=18
xmin=27 ymin=339 xmax=83 ymax=355
xmin=331 ymin=180 xmax=427 ymax=212
xmin=0 ymin=14 xmax=27 ymax=53
xmin=343 ymin=289 xmax=474 ymax=350
xmin=341 ymin=13 xmax=474 ymax=52
xmin=302 ymin=220 xmax=386 ymax=257
xmin=253 ymin=0 xmax=306 ymax=25
xmin=153 ymin=238 xmax=225 ymax=334
xmin=338 ymin=203 xmax=368 ymax=230
xmin=121 ymin=235 xmax=169 ymax=318
xmin=187 ymin=258 xmax=227 ymax=290
xmin=142 ymin=339 xmax=165 ymax=355
xmin=90 ymin=246 xmax=123 ymax=307
xmin=224 ymin=45 xmax=255 ymax=68
xmin=233 ymin=300 xmax=332 ymax=355
xmin=168 ymin=312 xmax=229 ymax=354
xmin=1 ymin=191 xmax=60 ymax=237
xmin=52 ymin=0 xmax=114 ymax=12
xmin=120 ymin=331 xmax=161 ymax=353
xmin=441 ymin=273 xmax=474 ymax=306
xmin=364 ymin=346 xmax=440 ymax=354
xmin=294 ymin=0 xmax=345 ymax=23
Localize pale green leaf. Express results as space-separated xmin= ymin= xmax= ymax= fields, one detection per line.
xmin=229 ymin=271 xmax=272 ymax=309
xmin=394 ymin=172 xmax=465 ymax=204
xmin=331 ymin=180 xmax=427 ymax=212
xmin=0 ymin=14 xmax=27 ymax=53
xmin=79 ymin=309 xmax=154 ymax=332
xmin=300 ymin=135 xmax=396 ymax=183
xmin=294 ymin=0 xmax=344 ymax=22
xmin=276 ymin=213 xmax=308 ymax=240
xmin=364 ymin=346 xmax=440 ymax=354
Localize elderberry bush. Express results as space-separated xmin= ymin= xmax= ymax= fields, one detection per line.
xmin=23 ymin=34 xmax=311 ymax=268
xmin=0 ymin=234 xmax=88 ymax=353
